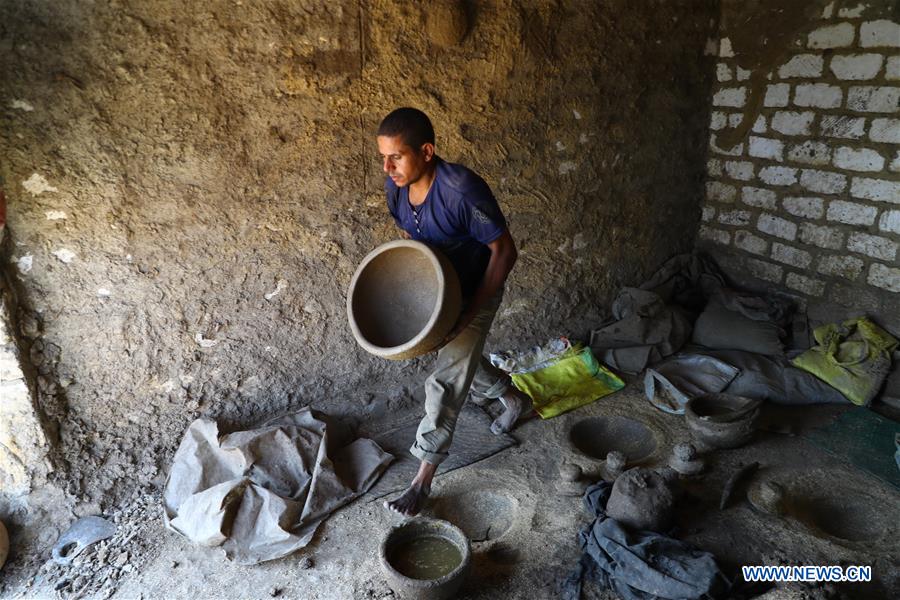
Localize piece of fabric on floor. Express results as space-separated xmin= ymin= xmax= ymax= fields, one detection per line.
xmin=589 ymin=253 xmax=729 ymax=375
xmin=364 ymin=403 xmax=517 ymax=499
xmin=802 ymin=406 xmax=900 ymax=490
xmin=896 ymin=433 xmax=900 ymax=474
xmin=643 ymin=354 xmax=740 ymax=414
xmin=511 ymin=346 xmax=624 ymax=418
xmin=589 ymin=287 xmax=693 ymax=374
xmin=562 ymin=480 xmax=729 ymax=600
xmin=163 ymin=408 xmax=392 ymax=564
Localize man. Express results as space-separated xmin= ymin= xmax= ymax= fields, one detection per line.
xmin=376 ymin=107 xmax=531 ymax=517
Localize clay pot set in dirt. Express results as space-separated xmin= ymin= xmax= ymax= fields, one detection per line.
xmin=684 ymin=393 xmax=762 ymax=450
xmin=379 ymin=518 xmax=471 ymax=600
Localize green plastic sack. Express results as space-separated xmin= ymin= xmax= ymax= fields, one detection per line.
xmin=511 ymin=346 xmax=624 ymax=419
xmin=791 ymin=317 xmax=898 ymax=406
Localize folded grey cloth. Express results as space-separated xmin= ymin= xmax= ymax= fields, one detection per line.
xmin=163 ymin=408 xmax=392 ymax=564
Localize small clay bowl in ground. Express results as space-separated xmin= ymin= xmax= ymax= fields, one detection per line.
xmin=380 ymin=517 xmax=471 ymax=600
xmin=684 ymin=393 xmax=762 ymax=449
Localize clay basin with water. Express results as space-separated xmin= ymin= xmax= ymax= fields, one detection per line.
xmin=380 ymin=518 xmax=471 ymax=600
xmin=347 ymin=240 xmax=461 ymax=360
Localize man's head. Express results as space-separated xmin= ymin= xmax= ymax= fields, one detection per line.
xmin=377 ymin=107 xmax=436 ymax=188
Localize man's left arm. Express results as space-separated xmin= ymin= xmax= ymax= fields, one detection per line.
xmin=442 ymin=229 xmax=517 ymax=343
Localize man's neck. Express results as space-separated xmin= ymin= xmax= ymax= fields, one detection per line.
xmin=408 ymin=163 xmax=437 ymax=206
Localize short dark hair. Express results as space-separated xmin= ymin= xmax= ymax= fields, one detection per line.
xmin=377 ymin=107 xmax=435 ymax=150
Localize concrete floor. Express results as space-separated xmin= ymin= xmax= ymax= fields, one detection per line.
xmin=7 ymin=384 xmax=900 ymax=599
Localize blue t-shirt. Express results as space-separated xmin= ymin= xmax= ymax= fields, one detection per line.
xmin=386 ymin=157 xmax=507 ymax=299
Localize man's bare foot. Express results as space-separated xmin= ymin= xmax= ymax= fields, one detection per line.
xmin=491 ymin=388 xmax=532 ymax=435
xmin=384 ymin=460 xmax=437 ymax=517
xmin=384 ymin=482 xmax=431 ymax=517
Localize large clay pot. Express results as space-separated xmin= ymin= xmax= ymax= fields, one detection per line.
xmin=347 ymin=240 xmax=461 ymax=360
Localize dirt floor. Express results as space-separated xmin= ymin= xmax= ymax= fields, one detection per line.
xmin=2 ymin=383 xmax=898 ymax=599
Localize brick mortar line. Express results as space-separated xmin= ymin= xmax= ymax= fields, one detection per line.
xmin=710 ymin=154 xmax=900 ymax=175
xmin=704 ymin=178 xmax=900 ymax=211
xmin=702 ymin=196 xmax=899 ymax=232
xmin=698 ymin=241 xmax=898 ymax=297
xmin=699 ymin=213 xmax=898 ymax=255
xmin=705 ymin=229 xmax=897 ymax=267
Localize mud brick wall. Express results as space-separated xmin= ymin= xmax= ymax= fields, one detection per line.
xmin=699 ymin=1 xmax=900 ymax=333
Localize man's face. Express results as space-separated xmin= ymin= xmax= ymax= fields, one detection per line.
xmin=377 ymin=135 xmax=431 ymax=187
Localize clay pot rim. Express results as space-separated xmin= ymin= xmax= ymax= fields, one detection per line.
xmin=379 ymin=517 xmax=472 ymax=588
xmin=685 ymin=393 xmax=762 ymax=423
xmin=347 ymin=240 xmax=449 ymax=358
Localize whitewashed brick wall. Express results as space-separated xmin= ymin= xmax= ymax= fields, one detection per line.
xmin=700 ymin=3 xmax=900 ymax=327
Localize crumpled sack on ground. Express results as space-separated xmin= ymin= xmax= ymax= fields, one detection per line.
xmin=163 ymin=408 xmax=392 ymax=564
xmin=692 ymin=293 xmax=787 ymax=357
xmin=643 ymin=354 xmax=740 ymax=414
xmin=562 ymin=480 xmax=729 ymax=600
xmin=791 ymin=317 xmax=898 ymax=406
xmin=590 ymin=254 xmax=806 ymax=374
xmin=590 ymin=288 xmax=693 ymax=374
xmin=644 ymin=350 xmax=850 ymax=411
xmin=489 ymin=336 xmax=573 ymax=374
xmin=638 ymin=252 xmax=726 ymax=312
xmin=494 ymin=342 xmax=624 ymax=419
xmin=701 ymin=349 xmax=850 ymax=405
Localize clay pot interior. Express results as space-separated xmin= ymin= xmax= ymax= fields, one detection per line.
xmin=352 ymin=246 xmax=439 ymax=348
xmin=380 ymin=518 xmax=471 ymax=600
xmin=348 ymin=241 xmax=461 ymax=360
xmin=568 ymin=416 xmax=658 ymax=463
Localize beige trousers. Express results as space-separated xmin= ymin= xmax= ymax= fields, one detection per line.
xmin=410 ymin=291 xmax=511 ymax=465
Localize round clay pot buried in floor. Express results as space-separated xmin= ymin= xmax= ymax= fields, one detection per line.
xmin=567 ymin=415 xmax=658 ymax=464
xmin=431 ymin=490 xmax=517 ymax=544
xmin=789 ymin=494 xmax=886 ymax=543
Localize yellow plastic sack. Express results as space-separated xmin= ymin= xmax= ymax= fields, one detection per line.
xmin=791 ymin=317 xmax=898 ymax=406
xmin=511 ymin=346 xmax=624 ymax=419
